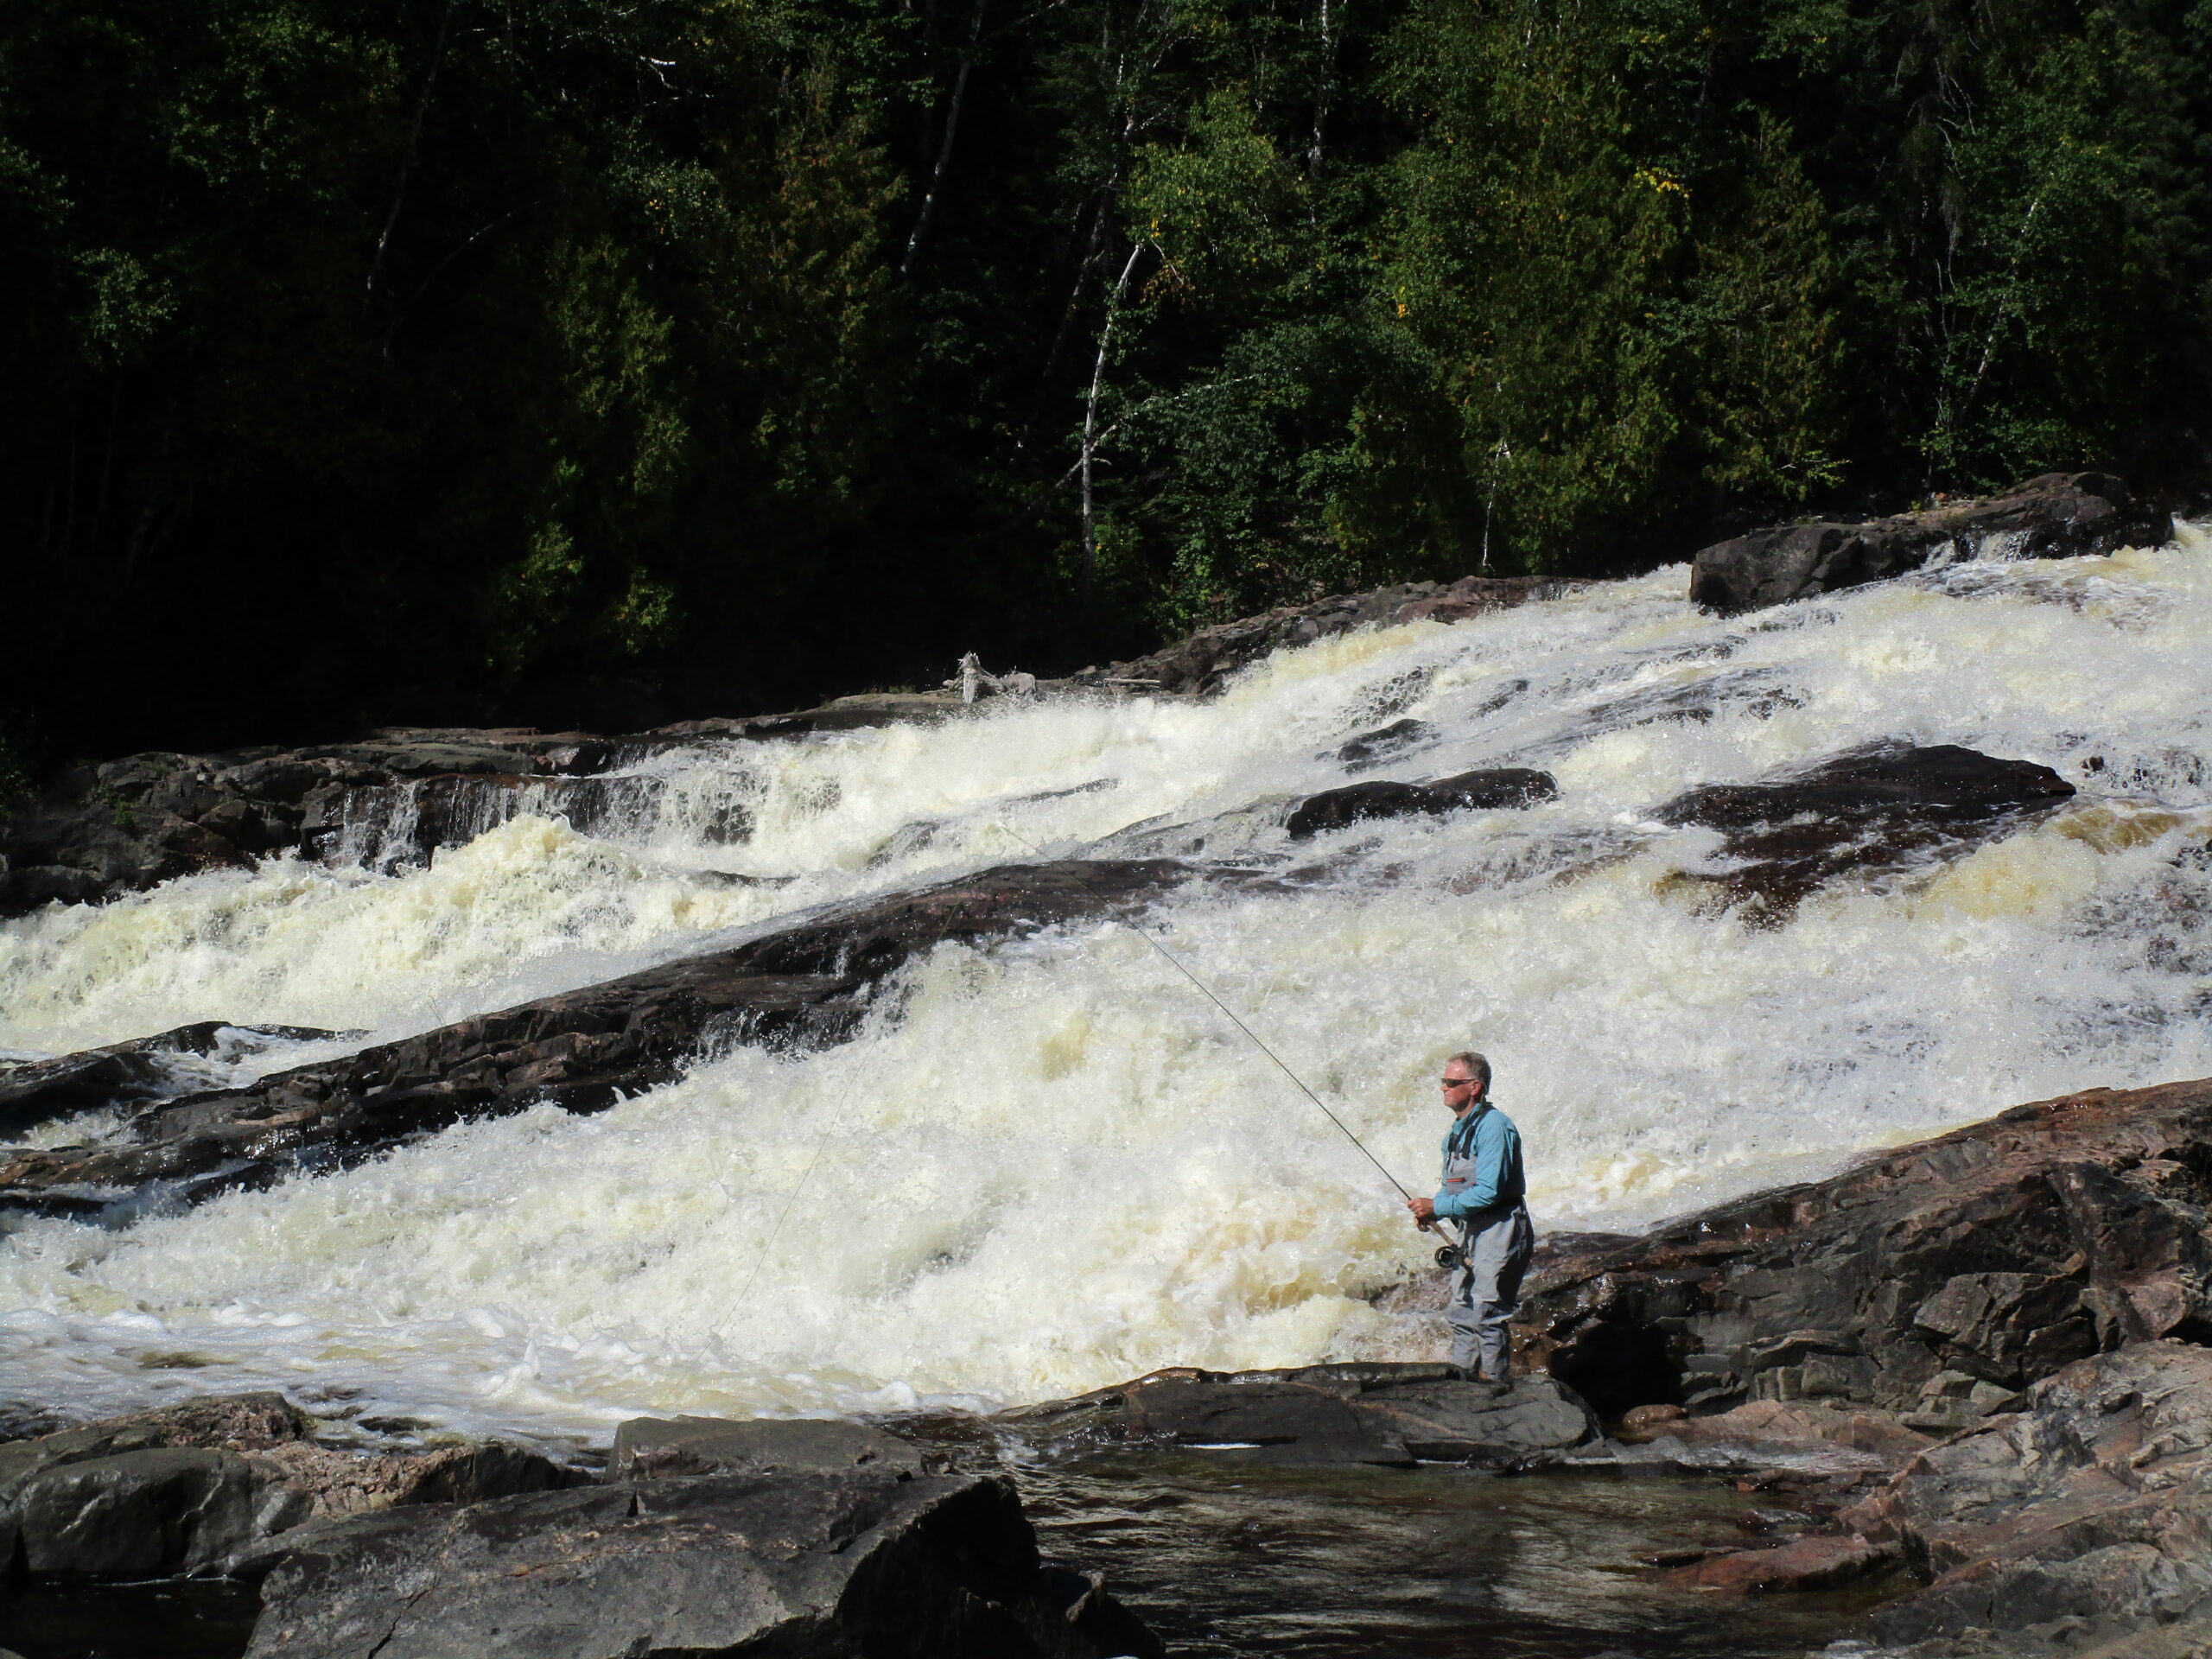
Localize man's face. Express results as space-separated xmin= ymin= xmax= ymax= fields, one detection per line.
xmin=1440 ymin=1065 xmax=1482 ymax=1114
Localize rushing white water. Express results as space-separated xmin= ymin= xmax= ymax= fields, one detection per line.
xmin=4 ymin=532 xmax=2210 ymax=1444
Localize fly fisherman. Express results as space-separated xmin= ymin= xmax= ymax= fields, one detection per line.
xmin=1406 ymin=1052 xmax=1534 ymax=1383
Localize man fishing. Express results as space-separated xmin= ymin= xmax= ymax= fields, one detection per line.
xmin=1407 ymin=1051 xmax=1534 ymax=1383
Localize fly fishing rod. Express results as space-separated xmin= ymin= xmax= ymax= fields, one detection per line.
xmin=990 ymin=829 xmax=1469 ymax=1268
xmin=735 ymin=834 xmax=1465 ymax=1300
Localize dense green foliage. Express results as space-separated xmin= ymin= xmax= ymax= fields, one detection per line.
xmin=4 ymin=0 xmax=2207 ymax=755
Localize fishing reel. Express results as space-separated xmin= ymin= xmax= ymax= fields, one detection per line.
xmin=1433 ymin=1241 xmax=1466 ymax=1271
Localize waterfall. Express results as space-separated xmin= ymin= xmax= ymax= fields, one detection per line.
xmin=4 ymin=533 xmax=2209 ymax=1442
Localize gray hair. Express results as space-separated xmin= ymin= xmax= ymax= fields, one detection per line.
xmin=1446 ymin=1051 xmax=1492 ymax=1092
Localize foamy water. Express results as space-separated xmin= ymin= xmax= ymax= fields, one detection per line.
xmin=4 ymin=533 xmax=2209 ymax=1443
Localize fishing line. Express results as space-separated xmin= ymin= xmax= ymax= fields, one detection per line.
xmin=988 ymin=825 xmax=1431 ymax=1211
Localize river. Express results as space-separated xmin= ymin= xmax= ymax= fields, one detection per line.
xmin=4 ymin=533 xmax=2209 ymax=1455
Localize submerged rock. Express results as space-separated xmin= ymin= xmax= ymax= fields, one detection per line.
xmin=0 ymin=1392 xmax=576 ymax=1580
xmin=1286 ymin=768 xmax=1559 ymax=841
xmin=1514 ymin=1075 xmax=2212 ymax=1426
xmin=1688 ymin=471 xmax=2171 ymax=613
xmin=240 ymin=1471 xmax=1163 ymax=1659
xmin=0 ymin=860 xmax=1203 ymax=1215
xmin=1653 ymin=741 xmax=2075 ymax=913
xmin=998 ymin=1361 xmax=1600 ymax=1465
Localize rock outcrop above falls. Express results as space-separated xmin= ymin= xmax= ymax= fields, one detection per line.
xmin=0 ymin=860 xmax=1201 ymax=1216
xmin=995 ymin=1362 xmax=1600 ymax=1465
xmin=1515 ymin=1076 xmax=2212 ymax=1427
xmin=0 ymin=728 xmax=627 ymax=915
xmin=1065 ymin=573 xmax=1588 ymax=696
xmin=1688 ymin=471 xmax=2171 ymax=613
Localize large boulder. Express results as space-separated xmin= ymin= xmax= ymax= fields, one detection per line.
xmin=1688 ymin=471 xmax=2171 ymax=613
xmin=240 ymin=1471 xmax=1164 ymax=1659
xmin=1651 ymin=741 xmax=2075 ymax=914
xmin=1286 ymin=768 xmax=1558 ymax=841
xmin=0 ymin=1392 xmax=578 ymax=1579
xmin=1514 ymin=1077 xmax=2212 ymax=1426
xmin=998 ymin=1361 xmax=1599 ymax=1465
xmin=1 ymin=859 xmax=1208 ymax=1217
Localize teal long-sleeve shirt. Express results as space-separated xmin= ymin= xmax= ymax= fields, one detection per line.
xmin=1435 ymin=1102 xmax=1525 ymax=1217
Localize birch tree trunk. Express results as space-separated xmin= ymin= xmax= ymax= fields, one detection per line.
xmin=1080 ymin=242 xmax=1146 ymax=599
xmin=901 ymin=0 xmax=988 ymax=278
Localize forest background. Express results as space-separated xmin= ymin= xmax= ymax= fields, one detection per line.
xmin=4 ymin=0 xmax=2209 ymax=769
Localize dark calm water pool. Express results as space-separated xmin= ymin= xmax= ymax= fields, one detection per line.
xmin=1024 ymin=1453 xmax=1890 ymax=1659
xmin=0 ymin=1459 xmax=1890 ymax=1658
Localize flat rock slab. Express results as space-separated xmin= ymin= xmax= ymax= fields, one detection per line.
xmin=0 ymin=859 xmax=1198 ymax=1214
xmin=0 ymin=1391 xmax=577 ymax=1579
xmin=1285 ymin=768 xmax=1558 ymax=840
xmin=999 ymin=1361 xmax=1599 ymax=1465
xmin=1515 ymin=1074 xmax=2212 ymax=1426
xmin=243 ymin=1471 xmax=1163 ymax=1659
xmin=610 ymin=1414 xmax=938 ymax=1481
xmin=1688 ymin=471 xmax=2171 ymax=613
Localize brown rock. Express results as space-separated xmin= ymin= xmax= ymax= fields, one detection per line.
xmin=1665 ymin=1532 xmax=1898 ymax=1593
xmin=1848 ymin=1341 xmax=2212 ymax=1655
xmin=1653 ymin=741 xmax=2075 ymax=916
xmin=1513 ymin=1077 xmax=2212 ymax=1422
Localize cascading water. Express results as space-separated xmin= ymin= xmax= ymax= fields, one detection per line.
xmin=4 ymin=534 xmax=2210 ymax=1446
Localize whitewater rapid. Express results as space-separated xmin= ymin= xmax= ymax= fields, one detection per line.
xmin=4 ymin=534 xmax=2210 ymax=1444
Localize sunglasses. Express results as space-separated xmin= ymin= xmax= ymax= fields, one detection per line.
xmin=1438 ymin=1076 xmax=1479 ymax=1088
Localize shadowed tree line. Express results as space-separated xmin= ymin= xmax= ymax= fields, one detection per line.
xmin=3 ymin=0 xmax=2207 ymax=763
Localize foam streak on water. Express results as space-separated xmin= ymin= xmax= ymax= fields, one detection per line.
xmin=3 ymin=534 xmax=2210 ymax=1442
